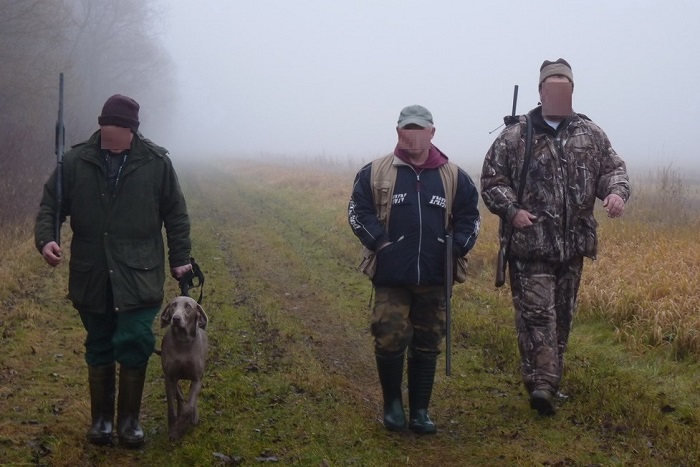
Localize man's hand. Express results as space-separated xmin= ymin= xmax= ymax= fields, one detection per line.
xmin=511 ymin=209 xmax=537 ymax=229
xmin=41 ymin=241 xmax=62 ymax=267
xmin=603 ymin=193 xmax=625 ymax=218
xmin=171 ymin=263 xmax=192 ymax=279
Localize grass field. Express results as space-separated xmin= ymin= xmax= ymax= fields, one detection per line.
xmin=1 ymin=159 xmax=699 ymax=466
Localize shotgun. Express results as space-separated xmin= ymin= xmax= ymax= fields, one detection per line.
xmin=495 ymin=84 xmax=518 ymax=287
xmin=445 ymin=232 xmax=453 ymax=376
xmin=54 ymin=73 xmax=65 ymax=245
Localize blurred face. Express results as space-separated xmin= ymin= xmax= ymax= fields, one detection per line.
xmin=539 ymin=76 xmax=573 ymax=120
xmin=396 ymin=123 xmax=435 ymax=156
xmin=100 ymin=125 xmax=133 ymax=152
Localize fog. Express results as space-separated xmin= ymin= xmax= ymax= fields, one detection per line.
xmin=156 ymin=0 xmax=700 ymax=172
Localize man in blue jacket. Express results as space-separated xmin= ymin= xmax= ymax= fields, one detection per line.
xmin=348 ymin=105 xmax=480 ymax=433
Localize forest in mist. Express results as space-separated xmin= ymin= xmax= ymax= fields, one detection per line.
xmin=0 ymin=0 xmax=173 ymax=228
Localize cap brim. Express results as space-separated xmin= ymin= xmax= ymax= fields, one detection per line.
xmin=398 ymin=117 xmax=432 ymax=128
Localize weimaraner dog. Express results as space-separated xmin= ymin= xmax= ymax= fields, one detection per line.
xmin=160 ymin=296 xmax=209 ymax=441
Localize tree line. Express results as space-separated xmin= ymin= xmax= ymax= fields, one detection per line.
xmin=0 ymin=0 xmax=175 ymax=228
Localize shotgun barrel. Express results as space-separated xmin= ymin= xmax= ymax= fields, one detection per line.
xmin=54 ymin=73 xmax=65 ymax=245
xmin=445 ymin=233 xmax=453 ymax=376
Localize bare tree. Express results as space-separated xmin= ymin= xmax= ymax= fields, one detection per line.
xmin=0 ymin=0 xmax=175 ymax=228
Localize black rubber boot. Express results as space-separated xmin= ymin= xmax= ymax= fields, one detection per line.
xmin=375 ymin=351 xmax=407 ymax=431
xmin=530 ymin=388 xmax=556 ymax=416
xmin=87 ymin=363 xmax=115 ymax=446
xmin=407 ymin=349 xmax=438 ymax=435
xmin=117 ymin=365 xmax=147 ymax=448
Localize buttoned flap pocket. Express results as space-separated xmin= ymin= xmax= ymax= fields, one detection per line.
xmin=112 ymin=240 xmax=165 ymax=306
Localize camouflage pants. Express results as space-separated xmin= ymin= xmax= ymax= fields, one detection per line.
xmin=509 ymin=257 xmax=584 ymax=393
xmin=371 ymin=285 xmax=446 ymax=354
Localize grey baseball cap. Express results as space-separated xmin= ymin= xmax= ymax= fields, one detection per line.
xmin=397 ymin=105 xmax=433 ymax=128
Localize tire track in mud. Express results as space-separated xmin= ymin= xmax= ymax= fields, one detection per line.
xmin=182 ymin=164 xmax=378 ymax=410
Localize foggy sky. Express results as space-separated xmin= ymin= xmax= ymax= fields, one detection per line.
xmin=157 ymin=0 xmax=700 ymax=172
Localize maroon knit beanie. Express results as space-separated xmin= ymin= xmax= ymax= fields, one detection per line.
xmin=98 ymin=94 xmax=140 ymax=132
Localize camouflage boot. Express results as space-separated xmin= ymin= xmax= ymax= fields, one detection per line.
xmin=407 ymin=349 xmax=438 ymax=434
xmin=87 ymin=363 xmax=116 ymax=445
xmin=375 ymin=351 xmax=407 ymax=431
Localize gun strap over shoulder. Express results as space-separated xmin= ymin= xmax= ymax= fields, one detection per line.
xmin=370 ymin=153 xmax=459 ymax=232
xmin=517 ymin=114 xmax=534 ymax=203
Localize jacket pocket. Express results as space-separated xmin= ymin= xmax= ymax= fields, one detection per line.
xmin=510 ymin=221 xmax=548 ymax=259
xmin=573 ymin=215 xmax=598 ymax=258
xmin=454 ymin=256 xmax=468 ymax=283
xmin=359 ymin=246 xmax=377 ymax=279
xmin=372 ymin=237 xmax=415 ymax=286
xmin=124 ymin=260 xmax=165 ymax=306
xmin=68 ymin=259 xmax=105 ymax=308
xmin=113 ymin=239 xmax=165 ymax=307
xmin=373 ymin=180 xmax=393 ymax=225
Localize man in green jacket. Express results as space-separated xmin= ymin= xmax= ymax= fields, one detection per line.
xmin=34 ymin=94 xmax=192 ymax=448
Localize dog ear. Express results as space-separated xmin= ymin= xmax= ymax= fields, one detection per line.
xmin=160 ymin=302 xmax=174 ymax=328
xmin=196 ymin=304 xmax=209 ymax=330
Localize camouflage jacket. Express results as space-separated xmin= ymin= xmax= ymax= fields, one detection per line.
xmin=480 ymin=106 xmax=630 ymax=262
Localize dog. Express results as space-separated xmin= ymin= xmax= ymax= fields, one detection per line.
xmin=159 ymin=296 xmax=209 ymax=441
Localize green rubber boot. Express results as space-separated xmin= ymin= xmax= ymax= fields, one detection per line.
xmin=87 ymin=363 xmax=115 ymax=446
xmin=375 ymin=351 xmax=407 ymax=431
xmin=407 ymin=349 xmax=438 ymax=435
xmin=117 ymin=365 xmax=147 ymax=448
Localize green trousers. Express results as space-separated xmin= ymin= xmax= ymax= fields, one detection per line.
xmin=79 ymin=305 xmax=159 ymax=368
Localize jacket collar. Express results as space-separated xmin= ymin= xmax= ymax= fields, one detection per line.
xmin=529 ymin=105 xmax=579 ymax=136
xmin=79 ymin=130 xmax=152 ymax=166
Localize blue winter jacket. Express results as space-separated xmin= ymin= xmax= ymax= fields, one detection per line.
xmin=349 ymin=155 xmax=480 ymax=286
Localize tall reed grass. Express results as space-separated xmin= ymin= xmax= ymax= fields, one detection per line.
xmin=579 ymin=165 xmax=700 ymax=360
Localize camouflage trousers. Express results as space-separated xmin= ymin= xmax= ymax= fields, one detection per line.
xmin=509 ymin=257 xmax=584 ymax=393
xmin=371 ymin=285 xmax=446 ymax=354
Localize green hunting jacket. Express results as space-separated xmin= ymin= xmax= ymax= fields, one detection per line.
xmin=481 ymin=106 xmax=630 ymax=262
xmin=35 ymin=130 xmax=191 ymax=313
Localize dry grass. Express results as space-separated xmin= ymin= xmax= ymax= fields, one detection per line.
xmin=579 ymin=166 xmax=700 ymax=359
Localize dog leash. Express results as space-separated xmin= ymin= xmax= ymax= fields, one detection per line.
xmin=178 ymin=256 xmax=205 ymax=304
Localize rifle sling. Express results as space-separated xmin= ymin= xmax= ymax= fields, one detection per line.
xmin=503 ymin=115 xmax=534 ymax=256
xmin=517 ymin=114 xmax=533 ymax=204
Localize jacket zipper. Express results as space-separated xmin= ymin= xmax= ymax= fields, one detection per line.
xmin=557 ymin=136 xmax=569 ymax=262
xmin=415 ymin=170 xmax=423 ymax=284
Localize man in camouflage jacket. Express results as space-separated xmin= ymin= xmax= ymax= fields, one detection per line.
xmin=480 ymin=59 xmax=630 ymax=416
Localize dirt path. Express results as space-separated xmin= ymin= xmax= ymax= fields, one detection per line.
xmin=183 ymin=162 xmax=380 ymax=412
